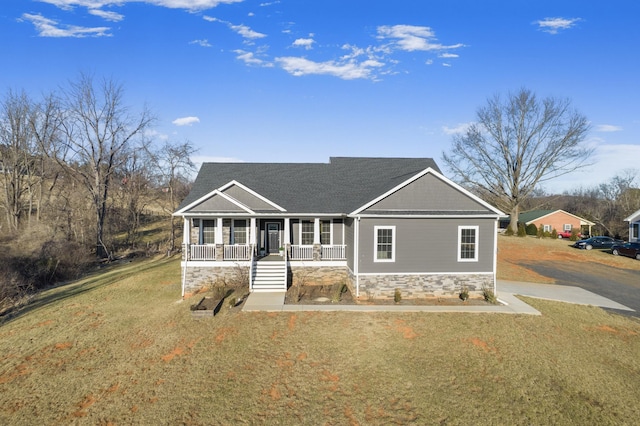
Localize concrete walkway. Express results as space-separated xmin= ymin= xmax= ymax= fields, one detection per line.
xmin=242 ymin=281 xmax=634 ymax=315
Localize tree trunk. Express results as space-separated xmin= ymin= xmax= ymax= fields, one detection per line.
xmin=509 ymin=205 xmax=520 ymax=234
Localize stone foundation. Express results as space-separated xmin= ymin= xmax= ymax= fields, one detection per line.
xmin=357 ymin=274 xmax=493 ymax=301
xmin=289 ymin=265 xmax=350 ymax=287
xmin=183 ymin=265 xmax=249 ymax=296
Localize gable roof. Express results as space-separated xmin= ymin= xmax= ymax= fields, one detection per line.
xmin=624 ymin=208 xmax=640 ymax=223
xmin=518 ymin=209 xmax=595 ymax=225
xmin=177 ymin=157 xmax=440 ymax=214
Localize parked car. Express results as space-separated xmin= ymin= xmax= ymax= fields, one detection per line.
xmin=557 ymin=229 xmax=584 ymax=239
xmin=611 ymin=242 xmax=640 ymax=260
xmin=573 ymin=236 xmax=624 ymax=250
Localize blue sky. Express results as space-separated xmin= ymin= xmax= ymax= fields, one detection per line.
xmin=2 ymin=0 xmax=639 ymax=193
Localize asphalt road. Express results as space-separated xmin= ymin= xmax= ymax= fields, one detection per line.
xmin=523 ymin=258 xmax=640 ymax=317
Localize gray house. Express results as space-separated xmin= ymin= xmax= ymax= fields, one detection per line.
xmin=174 ymin=157 xmax=504 ymax=300
xmin=624 ymin=208 xmax=640 ymax=242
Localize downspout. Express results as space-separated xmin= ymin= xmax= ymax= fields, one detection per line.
xmin=354 ymin=216 xmax=360 ymax=297
xmin=493 ymin=218 xmax=498 ymax=295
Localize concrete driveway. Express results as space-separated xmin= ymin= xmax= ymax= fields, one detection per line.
xmin=521 ymin=259 xmax=640 ymax=317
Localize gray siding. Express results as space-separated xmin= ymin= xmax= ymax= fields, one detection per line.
xmin=190 ymin=194 xmax=246 ymax=213
xmin=344 ymin=217 xmax=355 ymax=270
xmin=332 ymin=219 xmax=344 ymax=245
xmin=222 ymin=184 xmax=280 ymax=211
xmin=358 ymin=217 xmax=495 ymax=274
xmin=364 ymin=173 xmax=490 ymax=212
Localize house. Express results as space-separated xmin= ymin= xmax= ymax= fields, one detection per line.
xmin=624 ymin=209 xmax=640 ymax=242
xmin=173 ymin=157 xmax=504 ymax=300
xmin=513 ymin=210 xmax=594 ymax=237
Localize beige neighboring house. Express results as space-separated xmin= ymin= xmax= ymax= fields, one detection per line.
xmin=624 ymin=208 xmax=640 ymax=242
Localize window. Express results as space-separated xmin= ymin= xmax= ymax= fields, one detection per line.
xmin=202 ymin=220 xmax=216 ymax=244
xmin=320 ymin=220 xmax=331 ymax=245
xmin=374 ymin=226 xmax=395 ymax=262
xmin=458 ymin=226 xmax=478 ymax=262
xmin=543 ymin=224 xmax=552 ymax=233
xmin=301 ymin=220 xmax=314 ymax=245
xmin=564 ymin=224 xmax=572 ymax=231
xmin=232 ymin=219 xmax=247 ymax=244
xmin=632 ymin=223 xmax=639 ymax=240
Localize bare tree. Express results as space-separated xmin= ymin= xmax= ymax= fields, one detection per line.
xmin=52 ymin=73 xmax=154 ymax=258
xmin=147 ymin=140 xmax=196 ymax=253
xmin=442 ymin=88 xmax=592 ymax=233
xmin=0 ymin=90 xmax=47 ymax=231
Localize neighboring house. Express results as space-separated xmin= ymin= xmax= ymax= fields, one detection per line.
xmin=511 ymin=210 xmax=594 ymax=236
xmin=174 ymin=157 xmax=504 ymax=300
xmin=624 ymin=208 xmax=640 ymax=242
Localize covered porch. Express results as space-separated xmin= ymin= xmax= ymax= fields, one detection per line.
xmin=182 ymin=216 xmax=347 ymax=261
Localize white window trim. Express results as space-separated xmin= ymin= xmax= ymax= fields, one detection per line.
xmin=563 ymin=224 xmax=572 ymax=231
xmin=374 ymin=225 xmax=396 ymax=262
xmin=458 ymin=225 xmax=479 ymax=262
xmin=543 ymin=224 xmax=552 ymax=233
xmin=231 ymin=219 xmax=247 ymax=245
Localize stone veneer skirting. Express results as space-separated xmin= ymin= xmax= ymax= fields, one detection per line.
xmin=183 ymin=263 xmax=493 ymax=301
xmin=357 ymin=273 xmax=494 ymax=300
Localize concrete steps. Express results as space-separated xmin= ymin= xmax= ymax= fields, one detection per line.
xmin=251 ymin=260 xmax=287 ymax=292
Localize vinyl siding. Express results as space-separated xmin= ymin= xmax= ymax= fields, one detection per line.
xmin=357 ymin=217 xmax=495 ymax=274
xmin=344 ymin=217 xmax=355 ymax=269
xmin=190 ymin=194 xmax=247 ymax=213
xmin=364 ymin=173 xmax=490 ymax=213
xmin=222 ymin=184 xmax=280 ymax=211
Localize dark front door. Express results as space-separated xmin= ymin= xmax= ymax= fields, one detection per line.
xmin=266 ymin=223 xmax=280 ymax=254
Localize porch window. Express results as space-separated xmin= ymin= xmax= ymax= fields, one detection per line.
xmin=458 ymin=226 xmax=478 ymax=262
xmin=232 ymin=219 xmax=247 ymax=245
xmin=301 ymin=220 xmax=314 ymax=245
xmin=374 ymin=226 xmax=395 ymax=262
xmin=320 ymin=220 xmax=331 ymax=245
xmin=202 ymin=220 xmax=216 ymax=244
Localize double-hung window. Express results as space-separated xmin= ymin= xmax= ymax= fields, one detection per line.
xmin=374 ymin=226 xmax=395 ymax=262
xmin=301 ymin=220 xmax=314 ymax=245
xmin=564 ymin=224 xmax=572 ymax=232
xmin=202 ymin=220 xmax=216 ymax=244
xmin=232 ymin=219 xmax=247 ymax=245
xmin=632 ymin=223 xmax=639 ymax=240
xmin=320 ymin=220 xmax=331 ymax=245
xmin=458 ymin=226 xmax=478 ymax=262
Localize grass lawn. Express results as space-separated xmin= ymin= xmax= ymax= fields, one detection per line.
xmin=1 ymin=239 xmax=640 ymax=424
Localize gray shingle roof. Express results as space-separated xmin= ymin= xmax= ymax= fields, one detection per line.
xmin=178 ymin=157 xmax=440 ymax=214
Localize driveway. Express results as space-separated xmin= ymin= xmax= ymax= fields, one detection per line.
xmin=522 ymin=260 xmax=640 ymax=317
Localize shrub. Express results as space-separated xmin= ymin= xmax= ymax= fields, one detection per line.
xmin=459 ymin=285 xmax=469 ymax=301
xmin=518 ymin=223 xmax=527 ymax=237
xmin=550 ymin=229 xmax=558 ymax=239
xmin=482 ymin=286 xmax=498 ymax=304
xmin=525 ymin=223 xmax=537 ymax=236
xmin=570 ymin=229 xmax=581 ymax=241
xmin=394 ymin=288 xmax=402 ymax=303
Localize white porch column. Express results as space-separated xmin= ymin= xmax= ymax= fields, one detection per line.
xmin=313 ymin=218 xmax=320 ymax=244
xmin=284 ymin=218 xmax=290 ymax=244
xmin=250 ymin=217 xmax=257 ymax=245
xmin=183 ymin=217 xmax=190 ymax=244
xmin=216 ymin=217 xmax=223 ymax=244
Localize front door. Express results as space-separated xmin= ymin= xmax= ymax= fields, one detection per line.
xmin=266 ymin=222 xmax=281 ymax=254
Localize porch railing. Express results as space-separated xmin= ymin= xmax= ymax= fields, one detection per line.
xmin=224 ymin=244 xmax=251 ymax=260
xmin=290 ymin=245 xmax=314 ymax=260
xmin=190 ymin=244 xmax=216 ymax=260
xmin=322 ymin=245 xmax=346 ymax=260
xmin=290 ymin=244 xmax=346 ymax=260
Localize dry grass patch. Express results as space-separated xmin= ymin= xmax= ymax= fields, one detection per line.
xmin=1 ymin=254 xmax=640 ymax=424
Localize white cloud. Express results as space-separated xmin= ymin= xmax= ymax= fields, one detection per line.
xmin=534 ymin=17 xmax=581 ymax=34
xmin=190 ymin=39 xmax=212 ymax=47
xmin=442 ymin=122 xmax=473 ymax=135
xmin=596 ymin=124 xmax=623 ymax=132
xmin=377 ymin=24 xmax=464 ymax=52
xmin=439 ymin=53 xmax=458 ymax=58
xmin=292 ymin=37 xmax=314 ymax=50
xmin=88 ymin=8 xmax=124 ymax=21
xmin=230 ymin=23 xmax=266 ymax=39
xmin=234 ymin=50 xmax=273 ymax=67
xmin=20 ymin=13 xmax=111 ymax=37
xmin=39 ymin=0 xmax=243 ymax=12
xmin=172 ymin=116 xmax=200 ymax=126
xmin=276 ymin=56 xmax=383 ymax=80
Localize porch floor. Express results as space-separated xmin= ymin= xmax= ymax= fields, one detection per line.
xmin=258 ymin=254 xmax=285 ymax=261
